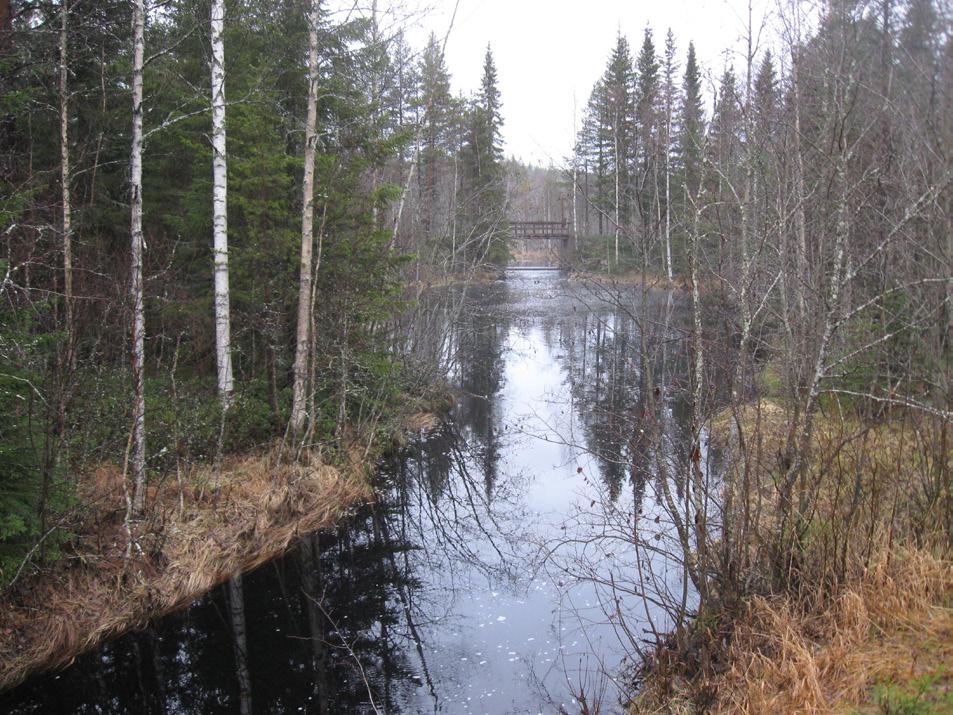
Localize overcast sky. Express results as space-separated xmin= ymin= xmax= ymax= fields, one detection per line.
xmin=391 ymin=0 xmax=777 ymax=166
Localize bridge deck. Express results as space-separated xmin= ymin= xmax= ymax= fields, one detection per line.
xmin=510 ymin=220 xmax=572 ymax=240
xmin=506 ymin=265 xmax=565 ymax=271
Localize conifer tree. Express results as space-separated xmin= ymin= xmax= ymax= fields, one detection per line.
xmin=417 ymin=33 xmax=453 ymax=242
xmin=709 ymin=66 xmax=741 ymax=191
xmin=460 ymin=45 xmax=507 ymax=267
xmin=678 ymin=41 xmax=705 ymax=200
xmin=576 ymin=79 xmax=613 ymax=234
xmin=634 ymin=27 xmax=661 ymax=257
xmin=753 ymin=50 xmax=778 ymax=173
xmin=581 ymin=34 xmax=635 ymax=258
xmin=480 ymin=44 xmax=503 ymax=162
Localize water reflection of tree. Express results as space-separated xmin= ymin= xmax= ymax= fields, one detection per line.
xmin=449 ymin=281 xmax=509 ymax=500
xmin=389 ymin=420 xmax=529 ymax=586
xmin=0 ymin=504 xmax=425 ymax=714
xmin=1 ymin=275 xmax=703 ymax=715
xmin=540 ymin=282 xmax=708 ymax=709
xmin=563 ymin=302 xmax=646 ymax=501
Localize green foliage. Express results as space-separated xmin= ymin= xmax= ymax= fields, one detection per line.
xmin=836 ymin=290 xmax=929 ymax=401
xmin=0 ymin=0 xmax=473 ymax=584
xmin=72 ymin=370 xmax=284 ymax=474
xmin=573 ymin=233 xmax=642 ymax=273
xmin=757 ymin=361 xmax=786 ymax=401
xmin=0 ymin=313 xmax=72 ymax=588
xmin=0 ymin=370 xmax=45 ymax=586
xmin=873 ymin=673 xmax=953 ymax=715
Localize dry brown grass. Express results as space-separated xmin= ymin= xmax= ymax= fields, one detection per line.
xmin=567 ymin=270 xmax=724 ymax=294
xmin=713 ymin=400 xmax=951 ymax=583
xmin=402 ymin=411 xmax=441 ymax=433
xmin=630 ymin=401 xmax=952 ymax=714
xmin=708 ymin=548 xmax=953 ymax=714
xmin=0 ymin=448 xmax=371 ymax=691
xmin=630 ymin=548 xmax=953 ymax=715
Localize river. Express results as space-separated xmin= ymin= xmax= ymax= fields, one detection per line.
xmin=2 ymin=269 xmax=701 ymax=714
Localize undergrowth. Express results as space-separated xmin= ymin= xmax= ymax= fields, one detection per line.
xmin=630 ymin=402 xmax=953 ymax=714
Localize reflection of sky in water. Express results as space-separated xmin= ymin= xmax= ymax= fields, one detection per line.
xmin=388 ymin=270 xmax=693 ymax=714
xmin=410 ymin=323 xmax=598 ymax=713
xmin=1 ymin=269 xmax=699 ymax=715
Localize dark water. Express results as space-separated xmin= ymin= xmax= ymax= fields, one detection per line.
xmin=1 ymin=270 xmax=701 ymax=714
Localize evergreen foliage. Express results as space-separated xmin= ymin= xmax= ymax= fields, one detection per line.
xmin=0 ymin=0 xmax=510 ymax=583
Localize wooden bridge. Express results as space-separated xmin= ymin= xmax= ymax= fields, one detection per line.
xmin=510 ymin=220 xmax=572 ymax=241
xmin=509 ymin=221 xmax=574 ymax=268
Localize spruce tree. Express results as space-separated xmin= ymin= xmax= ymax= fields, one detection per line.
xmin=480 ymin=44 xmax=503 ymax=162
xmin=460 ymin=45 xmax=507 ymax=267
xmin=576 ymin=79 xmax=613 ymax=234
xmin=634 ymin=27 xmax=661 ymax=254
xmin=678 ymin=41 xmax=705 ymax=199
xmin=582 ymin=33 xmax=635 ymax=256
xmin=417 ymin=33 xmax=453 ymax=242
xmin=753 ymin=50 xmax=778 ymax=165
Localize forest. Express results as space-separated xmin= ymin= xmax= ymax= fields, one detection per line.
xmin=1 ymin=0 xmax=952 ymax=712
xmin=1 ymin=0 xmax=507 ymax=577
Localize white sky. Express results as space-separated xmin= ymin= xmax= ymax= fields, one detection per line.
xmin=398 ymin=0 xmax=778 ymax=165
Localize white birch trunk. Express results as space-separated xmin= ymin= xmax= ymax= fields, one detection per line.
xmin=291 ymin=0 xmax=320 ymax=435
xmin=130 ymin=0 xmax=147 ymax=515
xmin=688 ymin=190 xmax=708 ymax=601
xmin=211 ymin=0 xmax=233 ymax=408
xmin=59 ymin=0 xmax=73 ymax=354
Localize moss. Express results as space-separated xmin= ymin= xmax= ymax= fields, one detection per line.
xmin=870 ymin=672 xmax=953 ymax=715
xmin=757 ymin=361 xmax=786 ymax=401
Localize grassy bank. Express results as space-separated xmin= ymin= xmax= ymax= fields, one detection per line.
xmin=0 ymin=451 xmax=368 ymax=691
xmin=568 ymin=269 xmax=690 ymax=290
xmin=630 ymin=401 xmax=953 ymax=714
xmin=0 ymin=398 xmax=448 ymax=692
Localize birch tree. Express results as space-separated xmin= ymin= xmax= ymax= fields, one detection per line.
xmin=129 ymin=0 xmax=147 ymax=514
xmin=290 ymin=0 xmax=321 ymax=436
xmin=59 ymin=0 xmax=73 ymax=358
xmin=661 ymin=29 xmax=677 ymax=282
xmin=210 ymin=0 xmax=233 ymax=408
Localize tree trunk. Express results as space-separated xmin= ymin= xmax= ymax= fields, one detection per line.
xmin=211 ymin=0 xmax=233 ymax=409
xmin=59 ymin=0 xmax=73 ymax=360
xmin=664 ymin=101 xmax=672 ymax=282
xmin=290 ymin=0 xmax=321 ymax=436
xmin=614 ymin=130 xmax=620 ymax=265
xmin=129 ymin=0 xmax=147 ymax=515
xmin=227 ymin=574 xmax=253 ymax=715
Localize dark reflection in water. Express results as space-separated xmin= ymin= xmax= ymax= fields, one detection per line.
xmin=2 ymin=270 xmax=704 ymax=714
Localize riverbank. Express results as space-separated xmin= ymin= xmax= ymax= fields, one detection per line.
xmin=632 ymin=547 xmax=953 ymax=714
xmin=569 ymin=269 xmax=685 ymax=289
xmin=630 ymin=401 xmax=953 ymax=714
xmin=0 ymin=408 xmax=445 ymax=692
xmin=405 ymin=268 xmax=503 ymax=292
xmin=567 ymin=269 xmax=727 ymax=294
xmin=0 ymin=451 xmax=367 ymax=691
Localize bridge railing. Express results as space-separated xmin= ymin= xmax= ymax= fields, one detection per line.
xmin=510 ymin=220 xmax=571 ymax=240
